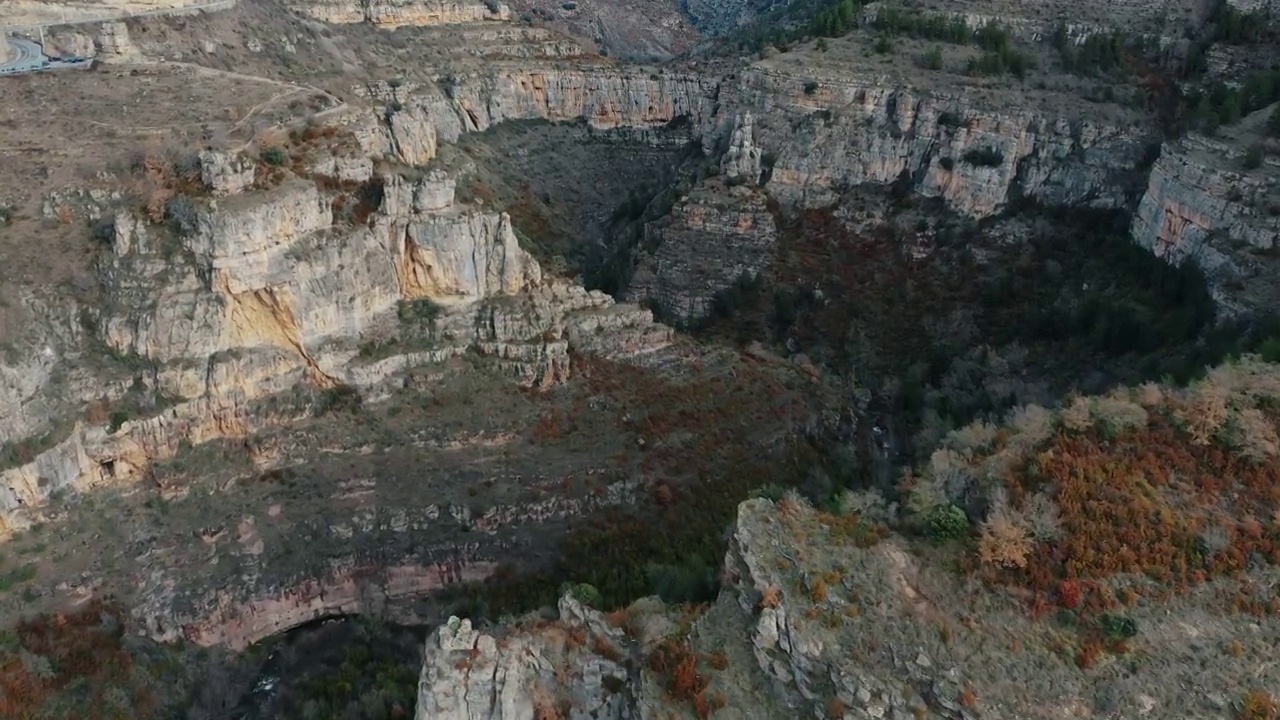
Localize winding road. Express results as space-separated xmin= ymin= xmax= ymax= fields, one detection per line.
xmin=0 ymin=36 xmax=47 ymax=75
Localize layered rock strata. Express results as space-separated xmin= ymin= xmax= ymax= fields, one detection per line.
xmin=628 ymin=180 xmax=778 ymax=324
xmin=291 ymin=0 xmax=510 ymax=26
xmin=1131 ymin=135 xmax=1280 ymax=314
xmin=0 ymin=148 xmax=672 ymax=536
xmin=725 ymin=70 xmax=1147 ymax=217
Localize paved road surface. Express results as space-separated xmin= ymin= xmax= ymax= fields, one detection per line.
xmin=0 ymin=36 xmax=47 ymax=75
xmin=3 ymin=0 xmax=236 ymax=35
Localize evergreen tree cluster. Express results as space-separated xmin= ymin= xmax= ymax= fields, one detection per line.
xmin=1051 ymin=25 xmax=1157 ymax=77
xmin=811 ymin=0 xmax=870 ymax=38
xmin=1212 ymin=3 xmax=1277 ymax=45
xmin=1186 ymin=68 xmax=1280 ymax=133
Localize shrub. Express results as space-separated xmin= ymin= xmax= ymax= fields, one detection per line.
xmin=873 ymin=34 xmax=894 ymax=54
xmin=647 ymin=560 xmax=718 ymax=603
xmin=107 ymin=410 xmax=130 ymax=434
xmin=962 ymin=147 xmax=1004 ymax=167
xmin=753 ymin=483 xmax=788 ymax=501
xmin=397 ymin=298 xmax=442 ymax=325
xmin=918 ymin=45 xmax=943 ymax=70
xmin=90 ymin=217 xmax=116 ymax=245
xmin=316 ymin=384 xmax=363 ymax=415
xmin=1260 ymin=335 xmax=1280 ymax=363
xmin=1056 ymin=579 xmax=1081 ymax=609
xmin=966 ymin=47 xmax=1033 ymax=78
xmin=164 ymin=194 xmax=199 ymax=236
xmin=259 ymin=146 xmax=288 ymax=166
xmin=1242 ymin=690 xmax=1277 ymax=720
xmin=1098 ymin=613 xmax=1137 ymax=642
xmin=977 ymin=506 xmax=1033 ymax=568
xmin=561 ymin=1 xmax=576 ymax=8
xmin=924 ymin=504 xmax=969 ymax=542
xmin=567 ymin=582 xmax=601 ymax=607
xmin=938 ymin=111 xmax=965 ymax=128
xmin=803 ymin=81 xmax=819 ymax=96
xmin=1245 ymin=144 xmax=1264 ymax=170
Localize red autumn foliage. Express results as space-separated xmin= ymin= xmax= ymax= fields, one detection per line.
xmin=989 ymin=416 xmax=1280 ymax=605
xmin=0 ymin=598 xmax=159 ymax=719
xmin=1056 ymin=580 xmax=1082 ymax=610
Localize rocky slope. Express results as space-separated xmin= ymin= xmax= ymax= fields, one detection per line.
xmin=420 ymin=452 xmax=1280 ymax=720
xmin=4 ymin=0 xmax=1280 ymax=668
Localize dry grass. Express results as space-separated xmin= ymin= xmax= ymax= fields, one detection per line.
xmin=0 ymin=63 xmax=291 ymax=292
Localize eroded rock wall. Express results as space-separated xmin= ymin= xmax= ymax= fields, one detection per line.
xmin=290 ymin=0 xmax=510 ymax=26
xmin=0 ymin=147 xmax=672 ymax=535
xmin=1131 ymin=136 xmax=1280 ymax=314
xmin=416 ymin=594 xmax=638 ymax=720
xmin=729 ymin=69 xmax=1146 ymax=217
xmin=628 ymin=180 xmax=778 ymax=324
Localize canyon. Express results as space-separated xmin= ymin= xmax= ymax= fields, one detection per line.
xmin=0 ymin=0 xmax=1279 ymax=717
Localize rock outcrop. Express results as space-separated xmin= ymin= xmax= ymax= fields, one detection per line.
xmin=416 ymin=593 xmax=638 ymax=720
xmin=95 ymin=21 xmax=140 ymax=61
xmin=291 ymin=0 xmax=510 ymax=27
xmin=628 ymin=179 xmax=778 ymax=324
xmin=1131 ymin=135 xmax=1280 ymax=314
xmin=726 ymin=69 xmax=1147 ymax=217
xmin=371 ymin=68 xmax=716 ymax=166
xmin=198 ymin=151 xmax=257 ymax=197
xmin=417 ymin=495 xmax=1280 ymax=720
xmin=0 ymin=151 xmax=672 ymax=534
xmin=719 ymin=112 xmax=764 ymax=186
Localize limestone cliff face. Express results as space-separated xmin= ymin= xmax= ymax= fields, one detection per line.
xmin=0 ymin=149 xmax=671 ymax=535
xmin=728 ymin=68 xmax=1146 ymax=217
xmin=448 ymin=68 xmax=714 ymax=133
xmin=620 ymin=70 xmax=1146 ymax=323
xmin=373 ymin=63 xmax=1134 ymax=226
xmin=375 ymin=68 xmax=716 ymax=165
xmin=290 ymin=0 xmax=510 ymax=26
xmin=628 ymin=180 xmax=778 ymax=324
xmin=720 ymin=112 xmax=764 ymax=186
xmin=1131 ymin=136 xmax=1280 ymax=314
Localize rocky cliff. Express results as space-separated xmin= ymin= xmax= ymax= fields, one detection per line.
xmin=368 ymin=67 xmax=716 ymax=167
xmin=290 ymin=0 xmax=511 ymax=26
xmin=416 ymin=593 xmax=642 ymax=720
xmin=724 ymin=67 xmax=1147 ymax=217
xmin=357 ymin=60 xmax=1152 ymax=326
xmin=1130 ymin=134 xmax=1280 ymax=315
xmin=417 ymin=491 xmax=1280 ymax=720
xmin=628 ymin=179 xmax=778 ymax=324
xmin=0 ymin=144 xmax=672 ymax=536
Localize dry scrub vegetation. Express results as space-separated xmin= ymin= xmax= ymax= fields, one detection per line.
xmin=895 ymin=356 xmax=1280 ymax=664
